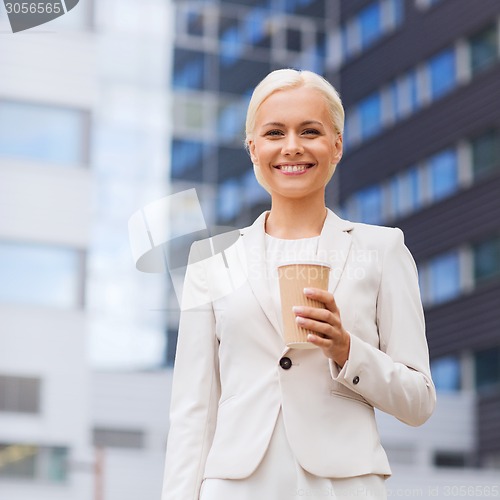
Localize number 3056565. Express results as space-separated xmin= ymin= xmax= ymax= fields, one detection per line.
xmin=5 ymin=2 xmax=62 ymax=14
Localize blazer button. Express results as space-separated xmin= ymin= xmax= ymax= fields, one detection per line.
xmin=280 ymin=357 xmax=292 ymax=370
xmin=353 ymin=376 xmax=360 ymax=385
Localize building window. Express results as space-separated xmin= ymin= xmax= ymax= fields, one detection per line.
xmin=174 ymin=97 xmax=210 ymax=133
xmin=219 ymin=20 xmax=244 ymax=66
xmin=359 ymin=92 xmax=382 ymax=140
xmin=0 ymin=242 xmax=83 ymax=308
xmin=286 ymin=27 xmax=303 ymax=52
xmin=358 ymin=2 xmax=382 ymax=50
xmin=183 ymin=7 xmax=205 ymax=37
xmin=434 ymin=451 xmax=467 ymax=468
xmin=428 ymin=48 xmax=457 ymax=100
xmin=431 ymin=356 xmax=461 ymax=392
xmin=427 ymin=148 xmax=458 ymax=202
xmin=356 ymin=185 xmax=383 ymax=224
xmin=427 ymin=250 xmax=461 ymax=305
xmin=171 ymin=140 xmax=204 ymax=178
xmin=0 ymin=101 xmax=87 ymax=166
xmin=475 ymin=347 xmax=500 ymax=391
xmin=218 ymin=101 xmax=245 ymax=143
xmin=389 ymin=0 xmax=405 ymax=26
xmin=473 ymin=235 xmax=500 ymax=284
xmin=93 ymin=428 xmax=144 ymax=449
xmin=471 ymin=129 xmax=500 ymax=179
xmin=390 ymin=166 xmax=421 ymax=219
xmin=0 ymin=444 xmax=68 ymax=482
xmin=0 ymin=375 xmax=40 ymax=413
xmin=173 ymin=50 xmax=206 ymax=90
xmin=469 ymin=24 xmax=498 ymax=76
xmin=217 ymin=178 xmax=242 ymax=221
xmin=244 ymin=7 xmax=270 ymax=49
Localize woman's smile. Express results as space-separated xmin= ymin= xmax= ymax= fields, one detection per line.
xmin=273 ymin=162 xmax=316 ymax=175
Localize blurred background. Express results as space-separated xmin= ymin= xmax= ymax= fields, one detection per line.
xmin=0 ymin=0 xmax=499 ymax=498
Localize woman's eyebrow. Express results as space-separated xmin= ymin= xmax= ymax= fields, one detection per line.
xmin=261 ymin=120 xmax=323 ymax=127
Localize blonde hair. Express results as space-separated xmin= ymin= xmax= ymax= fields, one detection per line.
xmin=244 ymin=69 xmax=345 ymax=194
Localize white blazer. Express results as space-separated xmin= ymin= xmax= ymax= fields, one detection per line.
xmin=161 ymin=209 xmax=436 ymax=500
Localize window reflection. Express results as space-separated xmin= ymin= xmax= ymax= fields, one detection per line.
xmin=471 ymin=129 xmax=500 ymax=179
xmin=475 ymin=347 xmax=500 ymax=392
xmin=431 ymin=356 xmax=461 ymax=392
xmin=428 ymin=149 xmax=458 ymax=202
xmin=428 ymin=49 xmax=456 ymax=100
xmin=171 ymin=140 xmax=204 ymax=178
xmin=0 ymin=242 xmax=82 ymax=308
xmin=218 ymin=178 xmax=241 ymax=221
xmin=359 ymin=93 xmax=382 ymax=140
xmin=356 ymin=186 xmax=383 ymax=225
xmin=469 ymin=24 xmax=498 ymax=76
xmin=428 ymin=250 xmax=461 ymax=305
xmin=473 ymin=236 xmax=500 ymax=284
xmin=0 ymin=101 xmax=86 ymax=166
xmin=0 ymin=444 xmax=68 ymax=482
xmin=358 ymin=2 xmax=382 ymax=50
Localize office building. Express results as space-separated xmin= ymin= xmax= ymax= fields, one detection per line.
xmin=331 ymin=0 xmax=500 ymax=469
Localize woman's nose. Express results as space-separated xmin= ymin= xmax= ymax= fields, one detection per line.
xmin=281 ymin=134 xmax=303 ymax=155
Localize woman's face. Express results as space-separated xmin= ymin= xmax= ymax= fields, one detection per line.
xmin=248 ymin=86 xmax=342 ymax=200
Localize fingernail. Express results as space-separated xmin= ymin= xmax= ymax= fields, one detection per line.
xmin=292 ymin=306 xmax=304 ymax=313
xmin=307 ymin=334 xmax=315 ymax=341
xmin=295 ymin=316 xmax=305 ymax=324
xmin=303 ymin=287 xmax=313 ymax=295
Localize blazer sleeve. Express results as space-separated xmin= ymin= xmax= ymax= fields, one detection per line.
xmin=161 ymin=241 xmax=220 ymax=500
xmin=331 ymin=228 xmax=436 ymax=426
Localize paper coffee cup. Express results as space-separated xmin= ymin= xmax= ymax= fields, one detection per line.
xmin=277 ymin=261 xmax=331 ymax=349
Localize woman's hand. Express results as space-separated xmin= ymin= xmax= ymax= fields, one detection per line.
xmin=292 ymin=287 xmax=350 ymax=368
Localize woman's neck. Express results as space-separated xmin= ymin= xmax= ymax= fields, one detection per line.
xmin=265 ymin=196 xmax=327 ymax=239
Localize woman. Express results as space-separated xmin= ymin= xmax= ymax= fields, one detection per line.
xmin=161 ymin=69 xmax=436 ymax=500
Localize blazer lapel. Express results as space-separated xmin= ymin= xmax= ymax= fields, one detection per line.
xmin=318 ymin=209 xmax=354 ymax=294
xmin=239 ymin=211 xmax=283 ymax=335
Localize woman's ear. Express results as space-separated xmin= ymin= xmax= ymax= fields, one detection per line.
xmin=333 ymin=133 xmax=343 ymax=163
xmin=247 ymin=140 xmax=258 ymax=165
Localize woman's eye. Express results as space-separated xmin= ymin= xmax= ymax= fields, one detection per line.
xmin=303 ymin=129 xmax=320 ymax=135
xmin=265 ymin=129 xmax=284 ymax=137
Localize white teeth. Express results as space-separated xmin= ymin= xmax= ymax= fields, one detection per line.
xmin=280 ymin=164 xmax=308 ymax=173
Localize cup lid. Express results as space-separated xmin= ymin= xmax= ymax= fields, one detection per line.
xmin=276 ymin=260 xmax=331 ymax=269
